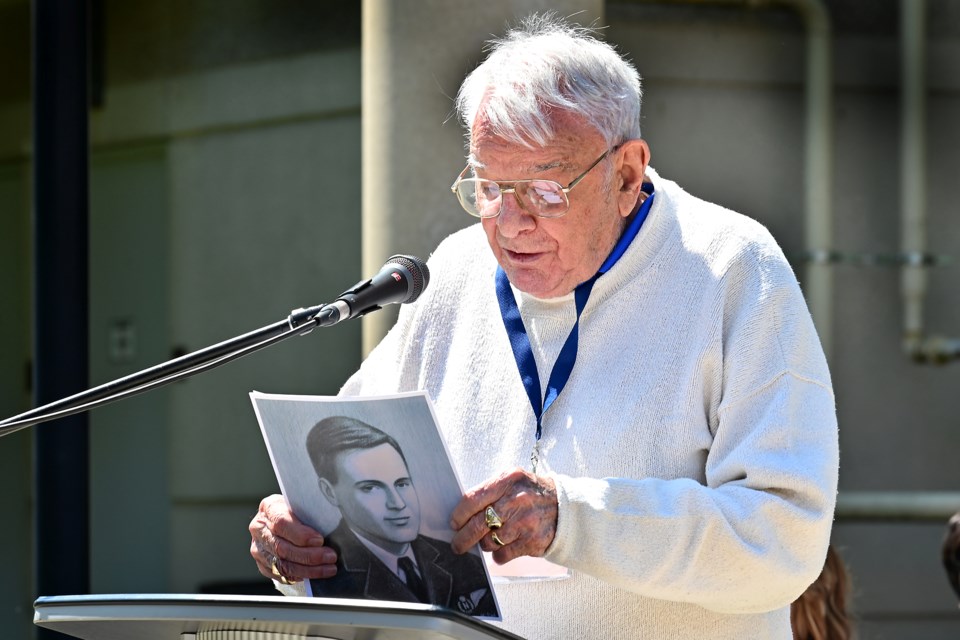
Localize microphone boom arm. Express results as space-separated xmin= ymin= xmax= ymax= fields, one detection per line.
xmin=0 ymin=254 xmax=429 ymax=437
xmin=0 ymin=306 xmax=328 ymax=437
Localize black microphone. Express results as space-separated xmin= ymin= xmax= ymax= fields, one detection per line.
xmin=316 ymin=254 xmax=430 ymax=327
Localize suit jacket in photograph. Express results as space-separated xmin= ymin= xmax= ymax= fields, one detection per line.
xmin=309 ymin=522 xmax=498 ymax=617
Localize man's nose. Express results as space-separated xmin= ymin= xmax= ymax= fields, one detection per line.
xmin=496 ymin=190 xmax=536 ymax=238
xmin=385 ymin=487 xmax=407 ymax=510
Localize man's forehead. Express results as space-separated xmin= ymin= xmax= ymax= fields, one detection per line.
xmin=467 ymin=149 xmax=570 ymax=174
xmin=469 ymin=126 xmax=597 ymax=175
xmin=337 ymin=443 xmax=406 ymax=470
xmin=469 ymin=133 xmax=586 ymax=174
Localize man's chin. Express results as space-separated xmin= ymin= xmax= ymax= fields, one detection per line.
xmin=508 ymin=273 xmax=574 ymax=300
xmin=501 ymin=267 xmax=553 ymax=297
xmin=382 ymin=524 xmax=420 ymax=542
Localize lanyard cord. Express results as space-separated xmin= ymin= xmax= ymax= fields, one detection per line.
xmin=495 ymin=268 xmax=597 ymax=442
xmin=495 ymin=185 xmax=656 ymax=458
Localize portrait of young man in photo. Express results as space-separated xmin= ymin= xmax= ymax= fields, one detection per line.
xmin=305 ymin=415 xmax=498 ymax=617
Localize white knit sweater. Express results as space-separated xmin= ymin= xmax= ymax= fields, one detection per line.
xmin=283 ymin=169 xmax=839 ymax=639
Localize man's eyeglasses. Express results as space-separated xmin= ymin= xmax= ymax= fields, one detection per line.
xmin=450 ymin=145 xmax=620 ymax=219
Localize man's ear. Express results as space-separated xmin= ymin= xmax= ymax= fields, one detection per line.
xmin=319 ymin=477 xmax=339 ymax=507
xmin=616 ymin=139 xmax=651 ymax=218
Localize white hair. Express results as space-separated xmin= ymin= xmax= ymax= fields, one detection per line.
xmin=455 ymin=13 xmax=643 ymax=150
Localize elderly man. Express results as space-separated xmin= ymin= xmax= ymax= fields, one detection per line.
xmin=249 ymin=13 xmax=838 ymax=639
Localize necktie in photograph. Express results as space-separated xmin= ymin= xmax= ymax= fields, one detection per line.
xmin=398 ymin=556 xmax=429 ymax=603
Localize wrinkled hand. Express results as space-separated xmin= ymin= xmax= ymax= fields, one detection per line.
xmin=449 ymin=467 xmax=558 ymax=564
xmin=249 ymin=494 xmax=337 ymax=584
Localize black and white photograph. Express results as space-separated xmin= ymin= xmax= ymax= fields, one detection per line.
xmin=250 ymin=390 xmax=500 ymax=619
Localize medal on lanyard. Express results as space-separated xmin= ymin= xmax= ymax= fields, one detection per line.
xmin=495 ymin=186 xmax=655 ymax=473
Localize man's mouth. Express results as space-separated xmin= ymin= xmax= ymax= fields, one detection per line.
xmin=384 ymin=516 xmax=411 ymax=527
xmin=503 ymin=248 xmax=544 ymax=264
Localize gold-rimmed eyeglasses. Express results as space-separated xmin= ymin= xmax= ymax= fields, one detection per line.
xmin=450 ymin=145 xmax=620 ymax=219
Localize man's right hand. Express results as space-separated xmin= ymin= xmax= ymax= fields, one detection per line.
xmin=249 ymin=494 xmax=338 ymax=584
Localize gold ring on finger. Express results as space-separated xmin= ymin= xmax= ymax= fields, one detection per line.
xmin=491 ymin=532 xmax=506 ymax=546
xmin=270 ymin=556 xmax=293 ymax=585
xmin=484 ymin=506 xmax=503 ymax=530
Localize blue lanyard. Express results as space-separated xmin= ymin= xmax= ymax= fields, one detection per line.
xmin=495 ymin=186 xmax=655 ymax=450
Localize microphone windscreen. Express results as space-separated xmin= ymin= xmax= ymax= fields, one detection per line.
xmin=386 ymin=254 xmax=430 ymax=303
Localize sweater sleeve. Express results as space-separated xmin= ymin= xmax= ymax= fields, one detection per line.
xmin=546 ymin=373 xmax=837 ymax=613
xmin=544 ymin=235 xmax=839 ymax=614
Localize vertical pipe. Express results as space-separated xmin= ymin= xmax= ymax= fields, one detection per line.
xmin=900 ymin=0 xmax=926 ymax=351
xmin=32 ymin=0 xmax=90 ymax=623
xmin=799 ymin=1 xmax=834 ymax=362
xmin=771 ymin=0 xmax=833 ymax=361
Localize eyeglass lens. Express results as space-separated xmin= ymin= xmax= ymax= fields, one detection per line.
xmin=458 ymin=179 xmax=569 ymax=218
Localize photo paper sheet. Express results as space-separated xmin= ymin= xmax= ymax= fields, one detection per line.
xmin=251 ymin=390 xmax=501 ymax=619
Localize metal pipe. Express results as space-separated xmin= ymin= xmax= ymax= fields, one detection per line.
xmin=895 ymin=0 xmax=960 ymax=364
xmin=901 ymin=0 xmax=928 ymax=354
xmin=778 ymin=0 xmax=834 ymax=362
xmin=836 ymin=491 xmax=960 ymax=522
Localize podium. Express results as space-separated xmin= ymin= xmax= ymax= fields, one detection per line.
xmin=34 ymin=593 xmax=525 ymax=640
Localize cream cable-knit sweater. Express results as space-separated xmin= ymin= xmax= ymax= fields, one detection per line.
xmin=280 ymin=169 xmax=838 ymax=639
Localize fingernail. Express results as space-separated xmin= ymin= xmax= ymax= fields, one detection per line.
xmin=321 ymin=565 xmax=338 ymax=578
xmin=322 ymin=550 xmax=337 ymax=564
xmin=308 ymin=536 xmax=326 ymax=546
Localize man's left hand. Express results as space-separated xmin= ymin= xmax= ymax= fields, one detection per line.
xmin=450 ymin=467 xmax=558 ymax=564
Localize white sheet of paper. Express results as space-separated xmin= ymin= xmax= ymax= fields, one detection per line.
xmin=250 ymin=390 xmax=502 ymax=619
xmin=486 ymin=554 xmax=570 ymax=583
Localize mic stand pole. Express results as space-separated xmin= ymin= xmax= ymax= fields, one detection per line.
xmin=0 ymin=303 xmax=340 ymax=438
